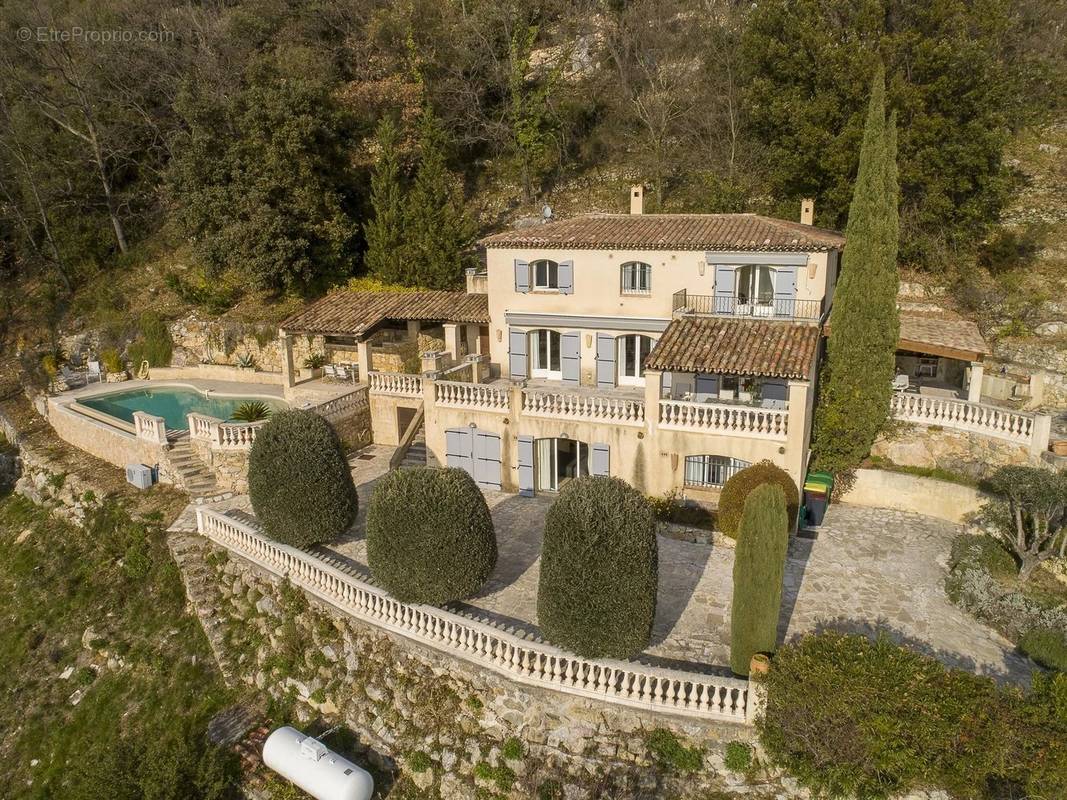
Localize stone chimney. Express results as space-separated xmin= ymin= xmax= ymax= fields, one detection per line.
xmin=630 ymin=185 xmax=644 ymax=215
xmin=800 ymin=198 xmax=815 ymax=226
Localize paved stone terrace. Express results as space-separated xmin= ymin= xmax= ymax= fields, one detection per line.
xmin=175 ymin=446 xmax=1033 ymax=684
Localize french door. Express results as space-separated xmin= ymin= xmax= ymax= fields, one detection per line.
xmin=530 ymin=329 xmax=562 ymax=379
xmin=617 ymin=334 xmax=654 ymax=385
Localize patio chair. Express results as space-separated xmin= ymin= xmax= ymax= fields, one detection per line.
xmin=59 ymin=365 xmax=86 ymax=388
xmin=323 ymin=364 xmax=338 ymax=382
xmin=334 ymin=364 xmax=350 ymax=382
xmin=892 ymin=373 xmax=910 ymax=393
xmin=87 ymin=361 xmax=103 ymax=383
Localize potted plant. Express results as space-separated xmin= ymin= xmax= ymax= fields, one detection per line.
xmin=100 ymin=348 xmax=128 ymax=382
xmin=231 ymin=401 xmax=272 ymax=422
xmin=301 ymin=352 xmax=328 ymax=380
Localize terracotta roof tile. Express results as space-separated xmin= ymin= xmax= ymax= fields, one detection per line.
xmin=898 ymin=312 xmax=990 ymax=358
xmin=281 ymin=291 xmax=489 ymax=336
xmin=645 ymin=317 xmax=821 ymax=379
xmin=480 ymin=213 xmax=845 ymax=252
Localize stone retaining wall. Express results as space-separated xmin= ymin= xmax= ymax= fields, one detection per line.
xmin=838 ymin=469 xmax=989 ymax=524
xmin=872 ymin=423 xmax=1031 ymax=479
xmin=176 ymin=534 xmax=773 ymax=800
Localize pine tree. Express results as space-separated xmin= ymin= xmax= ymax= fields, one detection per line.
xmin=812 ymin=64 xmax=900 ymax=478
xmin=364 ymin=116 xmax=406 ymax=284
xmin=401 ymin=107 xmax=475 ymax=289
xmin=729 ymin=483 xmax=789 ymax=676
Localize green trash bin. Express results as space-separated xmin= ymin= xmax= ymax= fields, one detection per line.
xmin=803 ymin=471 xmax=834 ymax=526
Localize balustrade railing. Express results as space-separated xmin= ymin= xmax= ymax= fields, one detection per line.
xmin=196 ymin=507 xmax=751 ymax=723
xmin=435 ymin=381 xmax=509 ymax=412
xmin=890 ymin=393 xmax=1036 ymax=444
xmin=659 ymin=399 xmax=788 ymax=439
xmin=313 ymin=387 xmax=369 ymax=421
xmin=522 ymin=390 xmax=646 ymax=426
xmin=368 ymin=371 xmax=423 ymax=397
xmin=672 ymin=290 xmax=822 ymax=322
xmin=133 ymin=411 xmax=168 ymax=444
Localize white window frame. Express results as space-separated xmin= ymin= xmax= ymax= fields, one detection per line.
xmin=536 ymin=438 xmax=589 ymax=492
xmin=736 ymin=264 xmax=776 ymax=309
xmin=530 ymin=329 xmax=562 ymax=379
xmin=531 ymin=259 xmax=559 ymax=291
xmin=620 ymin=261 xmax=651 ymax=295
xmin=684 ymin=455 xmax=750 ymax=489
xmin=617 ymin=334 xmax=655 ymax=386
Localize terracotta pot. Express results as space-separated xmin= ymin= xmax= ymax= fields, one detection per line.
xmin=749 ymin=653 xmax=771 ymax=675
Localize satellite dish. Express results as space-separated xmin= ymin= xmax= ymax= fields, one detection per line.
xmin=541 ymin=204 xmax=553 ymax=221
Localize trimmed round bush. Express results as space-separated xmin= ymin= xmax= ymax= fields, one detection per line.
xmin=718 ymin=460 xmax=799 ymax=538
xmin=537 ymin=476 xmax=657 ymax=659
xmin=247 ymin=409 xmax=358 ymax=547
xmin=366 ymin=467 xmax=496 ymax=604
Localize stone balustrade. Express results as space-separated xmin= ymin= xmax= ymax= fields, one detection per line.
xmin=890 ymin=394 xmax=1048 ymax=451
xmin=658 ymin=400 xmax=788 ymax=440
xmin=133 ymin=411 xmax=168 ymax=444
xmin=435 ymin=381 xmax=510 ymax=412
xmin=522 ymin=390 xmax=646 ymax=426
xmin=188 ymin=412 xmax=261 ymax=449
xmin=196 ymin=507 xmax=752 ymax=723
xmin=313 ymin=387 xmax=370 ymax=422
xmin=368 ymin=371 xmax=423 ymax=397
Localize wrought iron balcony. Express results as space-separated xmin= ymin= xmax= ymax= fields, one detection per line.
xmin=672 ymin=290 xmax=823 ymax=322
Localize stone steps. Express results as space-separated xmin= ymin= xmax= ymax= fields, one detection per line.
xmin=398 ymin=425 xmax=427 ymax=469
xmin=166 ymin=438 xmax=220 ymax=497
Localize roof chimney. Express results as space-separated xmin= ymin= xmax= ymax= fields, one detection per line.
xmin=630 ymin=185 xmax=644 ymax=215
xmin=800 ymin=198 xmax=815 ymax=226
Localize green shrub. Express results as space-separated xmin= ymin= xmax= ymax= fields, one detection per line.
xmin=366 ymin=467 xmax=496 ymax=604
xmin=99 ymin=347 xmax=124 ymax=374
xmin=718 ymin=460 xmax=798 ymax=539
xmin=723 ymin=741 xmax=752 ymax=773
xmin=730 ymin=484 xmax=789 ymax=675
xmin=646 ymin=729 xmax=703 ymax=773
xmin=1020 ymin=627 xmax=1067 ymax=671
xmin=406 ymin=751 xmax=432 ymax=773
xmin=759 ymin=631 xmax=1026 ymax=799
xmin=537 ymin=779 xmax=563 ymax=800
xmin=502 ymin=737 xmax=524 ymax=761
xmin=537 ymin=476 xmax=657 ymax=659
xmin=247 ymin=410 xmax=358 ymax=547
xmin=231 ymin=401 xmax=272 ymax=422
xmin=126 ymin=312 xmax=173 ymax=368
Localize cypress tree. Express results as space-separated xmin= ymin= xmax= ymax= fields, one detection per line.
xmin=812 ymin=64 xmax=900 ymax=478
xmin=401 ymin=107 xmax=475 ymax=289
xmin=730 ymin=483 xmax=789 ymax=676
xmin=364 ymin=116 xmax=406 ymax=285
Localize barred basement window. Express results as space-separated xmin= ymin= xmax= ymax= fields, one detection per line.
xmin=684 ymin=455 xmax=751 ymax=488
xmin=620 ymin=261 xmax=651 ymax=295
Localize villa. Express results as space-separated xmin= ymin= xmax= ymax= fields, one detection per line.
xmin=279 ymin=189 xmax=844 ymax=499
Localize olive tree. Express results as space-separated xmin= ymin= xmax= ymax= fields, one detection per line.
xmin=980 ymin=466 xmax=1067 ymax=582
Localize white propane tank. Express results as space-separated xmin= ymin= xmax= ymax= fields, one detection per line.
xmin=262 ymin=726 xmax=374 ymax=800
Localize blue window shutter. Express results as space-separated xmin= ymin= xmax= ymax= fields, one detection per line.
xmin=714 ymin=265 xmax=735 ymax=314
xmin=514 ymin=259 xmax=530 ymax=293
xmin=473 ymin=431 xmax=502 ymax=489
xmin=508 ymin=328 xmax=528 ymax=379
xmin=595 ymin=333 xmax=616 ymax=389
xmin=590 ymin=443 xmax=610 ymax=477
xmin=517 ymin=435 xmax=535 ymax=496
xmin=561 ymin=331 xmax=580 ymax=386
xmin=558 ymin=260 xmax=574 ymax=294
xmin=773 ymin=265 xmax=797 ymax=316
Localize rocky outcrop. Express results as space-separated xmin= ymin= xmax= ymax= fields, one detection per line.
xmin=872 ymin=424 xmax=1030 ymax=480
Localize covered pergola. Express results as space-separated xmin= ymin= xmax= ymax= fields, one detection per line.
xmin=278 ymin=290 xmax=490 ymax=388
xmin=895 ymin=312 xmax=991 ymax=402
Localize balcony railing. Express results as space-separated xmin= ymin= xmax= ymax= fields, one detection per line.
xmin=659 ymin=399 xmax=788 ymax=440
xmin=672 ymin=290 xmax=823 ymax=322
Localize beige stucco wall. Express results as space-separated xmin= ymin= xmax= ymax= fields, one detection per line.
xmin=837 ymin=468 xmax=989 ymax=523
xmin=484 ymin=246 xmax=834 ymax=376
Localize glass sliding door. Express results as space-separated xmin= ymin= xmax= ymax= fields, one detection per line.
xmin=534 ymin=438 xmax=589 ymax=492
xmin=736 ymin=265 xmax=775 ymax=315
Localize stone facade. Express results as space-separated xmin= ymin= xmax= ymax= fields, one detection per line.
xmin=169 ymin=314 xmax=317 ymax=375
xmin=176 ymin=535 xmax=776 ymax=800
xmin=872 ymin=423 xmax=1030 ymax=479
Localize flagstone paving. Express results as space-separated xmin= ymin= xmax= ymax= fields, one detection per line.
xmin=183 ymin=446 xmax=1034 ymax=683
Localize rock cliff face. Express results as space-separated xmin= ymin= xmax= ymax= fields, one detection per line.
xmin=872 ymin=424 xmax=1030 ymax=479
xmin=168 ymin=528 xmax=778 ymax=800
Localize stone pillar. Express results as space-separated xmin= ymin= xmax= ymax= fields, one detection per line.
xmin=967 ymin=361 xmax=984 ymax=403
xmin=443 ymin=323 xmax=461 ymax=363
xmin=280 ymin=332 xmax=297 ymax=389
xmin=784 ymin=380 xmax=811 ymax=487
xmin=406 ymin=320 xmax=421 ymax=341
xmin=466 ymin=324 xmax=482 ymax=355
xmin=643 ymin=369 xmax=661 ymax=434
xmin=356 ymin=338 xmax=372 ymax=382
xmin=1031 ymin=414 xmax=1053 ymax=460
xmin=1028 ymin=369 xmax=1046 ymax=409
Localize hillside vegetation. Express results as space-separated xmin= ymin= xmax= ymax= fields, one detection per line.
xmin=0 ymin=0 xmax=1064 ymax=352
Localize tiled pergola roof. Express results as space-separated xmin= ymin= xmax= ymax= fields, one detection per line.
xmin=646 ymin=317 xmax=821 ymax=379
xmin=280 ymin=290 xmax=490 ymax=337
xmin=897 ymin=312 xmax=990 ymax=362
xmin=480 ymin=213 xmax=845 ymax=252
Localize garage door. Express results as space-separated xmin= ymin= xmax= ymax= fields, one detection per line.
xmin=445 ymin=427 xmax=502 ymax=490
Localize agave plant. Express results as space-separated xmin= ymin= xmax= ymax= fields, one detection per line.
xmin=231 ymin=400 xmax=272 ymax=422
xmin=236 ymin=352 xmax=257 ymax=369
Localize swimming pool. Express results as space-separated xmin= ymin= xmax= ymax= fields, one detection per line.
xmin=79 ymin=386 xmax=288 ymax=431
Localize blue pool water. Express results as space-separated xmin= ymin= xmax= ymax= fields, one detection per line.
xmin=80 ymin=387 xmax=288 ymax=430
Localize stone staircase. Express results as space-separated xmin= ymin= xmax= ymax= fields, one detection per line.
xmin=398 ymin=423 xmax=428 ymax=469
xmin=166 ymin=434 xmax=220 ymax=496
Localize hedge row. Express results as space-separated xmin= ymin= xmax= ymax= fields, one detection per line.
xmin=718 ymin=460 xmax=798 ymax=538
